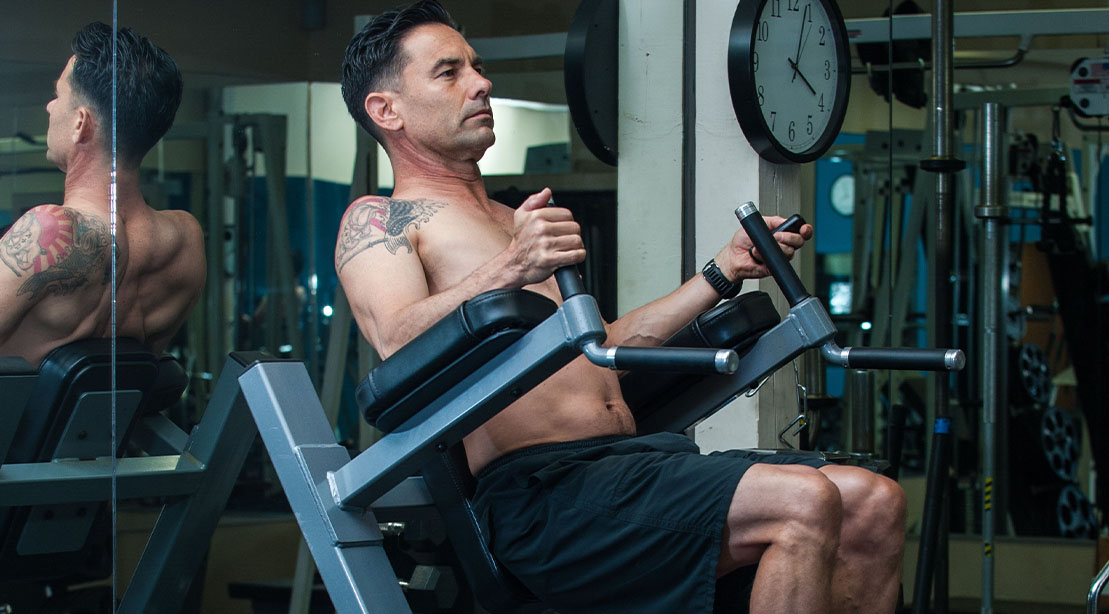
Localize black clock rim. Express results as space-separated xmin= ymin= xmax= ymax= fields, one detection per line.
xmin=728 ymin=0 xmax=852 ymax=165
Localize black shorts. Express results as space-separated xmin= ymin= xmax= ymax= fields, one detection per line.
xmin=471 ymin=432 xmax=830 ymax=614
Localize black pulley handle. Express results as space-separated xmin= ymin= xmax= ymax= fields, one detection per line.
xmin=821 ymin=344 xmax=966 ymax=372
xmin=735 ymin=202 xmax=810 ymax=307
xmin=547 ymin=197 xmax=737 ymax=373
xmin=736 ymin=201 xmax=965 ymax=372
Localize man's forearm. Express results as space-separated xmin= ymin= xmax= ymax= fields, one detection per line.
xmin=603 ymin=272 xmax=724 ymax=348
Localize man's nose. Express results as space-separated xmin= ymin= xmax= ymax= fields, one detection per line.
xmin=471 ymin=72 xmax=492 ymax=99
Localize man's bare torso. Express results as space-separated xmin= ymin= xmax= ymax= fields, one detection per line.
xmin=346 ymin=194 xmax=636 ymax=475
xmin=0 ymin=199 xmax=205 ymax=366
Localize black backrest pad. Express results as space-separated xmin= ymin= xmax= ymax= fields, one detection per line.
xmin=620 ymin=291 xmax=780 ymax=429
xmin=359 ymin=289 xmax=557 ymax=432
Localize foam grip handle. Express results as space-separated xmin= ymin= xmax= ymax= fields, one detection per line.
xmin=555 ymin=266 xmax=586 ymax=299
xmin=735 ymin=204 xmax=809 ymax=307
xmin=845 ymin=347 xmax=966 ymax=372
xmin=611 ymin=346 xmax=739 ymax=374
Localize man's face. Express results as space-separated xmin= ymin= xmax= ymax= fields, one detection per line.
xmin=391 ymin=24 xmax=495 ymax=160
xmin=45 ymin=56 xmax=80 ymax=169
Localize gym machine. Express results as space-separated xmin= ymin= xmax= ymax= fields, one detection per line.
xmin=238 ymin=204 xmax=963 ymax=613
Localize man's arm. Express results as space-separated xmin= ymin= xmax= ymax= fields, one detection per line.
xmin=336 ymin=188 xmax=584 ymax=359
xmin=605 ymin=215 xmax=813 ymax=348
xmin=0 ymin=205 xmax=110 ymax=344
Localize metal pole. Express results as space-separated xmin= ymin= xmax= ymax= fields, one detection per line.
xmin=848 ymin=369 xmax=875 ymax=454
xmin=913 ymin=0 xmax=961 ymax=611
xmin=976 ymin=102 xmax=1006 ymax=614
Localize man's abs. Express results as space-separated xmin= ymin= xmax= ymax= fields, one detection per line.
xmin=463 ymin=356 xmax=637 ymax=475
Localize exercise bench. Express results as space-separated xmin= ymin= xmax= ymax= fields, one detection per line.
xmin=0 ymin=339 xmax=259 ymax=614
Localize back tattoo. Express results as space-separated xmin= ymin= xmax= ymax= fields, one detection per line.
xmin=0 ymin=207 xmax=111 ymax=300
xmin=336 ymin=197 xmax=443 ymax=272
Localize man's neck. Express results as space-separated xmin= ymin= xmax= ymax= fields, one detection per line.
xmin=388 ymin=143 xmax=490 ymax=208
xmin=61 ymin=155 xmax=144 ymax=212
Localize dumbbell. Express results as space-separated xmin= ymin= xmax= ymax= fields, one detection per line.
xmin=399 ymin=564 xmax=459 ymax=613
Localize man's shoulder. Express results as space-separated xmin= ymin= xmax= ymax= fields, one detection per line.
xmin=335 ymin=194 xmax=448 ymax=273
xmin=154 ymin=208 xmax=203 ymax=239
xmin=0 ymin=204 xmax=111 ymax=300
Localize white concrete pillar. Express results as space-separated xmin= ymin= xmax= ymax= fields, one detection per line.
xmin=618 ymin=0 xmax=804 ymax=451
xmin=616 ymin=0 xmax=685 ymax=313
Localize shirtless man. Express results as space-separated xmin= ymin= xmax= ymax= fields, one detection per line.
xmin=338 ymin=2 xmax=906 ymax=612
xmin=0 ymin=23 xmax=204 ymax=366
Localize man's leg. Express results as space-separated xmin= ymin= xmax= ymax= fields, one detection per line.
xmin=819 ymin=465 xmax=908 ymax=614
xmin=718 ymin=464 xmax=843 ymax=613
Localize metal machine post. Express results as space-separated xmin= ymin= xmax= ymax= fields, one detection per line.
xmin=976 ymin=102 xmax=1006 ymax=614
xmin=914 ymin=0 xmax=964 ymax=611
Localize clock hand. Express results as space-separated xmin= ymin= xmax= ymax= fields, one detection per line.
xmin=791 ymin=5 xmax=809 ymax=82
xmin=793 ymin=4 xmax=813 ymax=74
xmin=788 ymin=58 xmax=817 ymax=96
xmin=789 ymin=20 xmax=807 ymax=82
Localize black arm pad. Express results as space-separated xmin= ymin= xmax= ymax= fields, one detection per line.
xmin=358 ymin=289 xmax=557 ymax=432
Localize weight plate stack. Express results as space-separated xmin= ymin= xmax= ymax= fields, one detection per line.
xmin=1010 ymin=343 xmax=1051 ymax=406
xmin=1056 ymin=484 xmax=1098 ymax=539
xmin=1040 ymin=407 xmax=1080 ymax=483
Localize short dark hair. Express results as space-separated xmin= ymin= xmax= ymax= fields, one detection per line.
xmin=341 ymin=0 xmax=458 ymax=145
xmin=70 ymin=22 xmax=183 ymax=166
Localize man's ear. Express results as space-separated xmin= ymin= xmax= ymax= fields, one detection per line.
xmin=365 ymin=91 xmax=403 ymax=134
xmin=72 ymin=106 xmax=96 ymax=146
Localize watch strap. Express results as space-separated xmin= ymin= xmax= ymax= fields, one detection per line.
xmin=701 ymin=258 xmax=740 ymax=299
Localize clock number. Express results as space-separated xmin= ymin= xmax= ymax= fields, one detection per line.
xmin=819 ymin=93 xmax=825 ymax=112
xmin=819 ymin=25 xmax=826 ymax=46
xmin=788 ymin=121 xmax=796 ymax=142
xmin=824 ymin=59 xmax=831 ymax=80
xmin=806 ymin=115 xmax=814 ymax=135
xmin=770 ymin=111 xmax=777 ymax=130
xmin=757 ymin=20 xmax=769 ymax=42
xmin=788 ymin=0 xmax=800 ymax=11
xmin=753 ymin=51 xmax=759 ymax=72
xmin=770 ymin=0 xmax=781 ymax=18
xmin=758 ymin=85 xmax=765 ymax=106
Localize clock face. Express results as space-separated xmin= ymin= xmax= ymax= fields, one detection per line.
xmin=830 ymin=173 xmax=854 ymax=216
xmin=729 ymin=0 xmax=850 ymax=164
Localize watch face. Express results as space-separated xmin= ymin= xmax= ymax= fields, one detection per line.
xmin=730 ymin=0 xmax=850 ymax=164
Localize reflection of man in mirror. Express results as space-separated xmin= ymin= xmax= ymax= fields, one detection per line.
xmin=0 ymin=22 xmax=206 ymax=366
xmin=337 ymin=2 xmax=904 ymax=614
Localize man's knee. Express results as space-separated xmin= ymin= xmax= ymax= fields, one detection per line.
xmin=737 ymin=466 xmax=843 ymax=541
xmin=832 ymin=468 xmax=907 ymax=547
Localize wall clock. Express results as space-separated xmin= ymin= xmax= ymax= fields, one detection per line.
xmin=728 ymin=0 xmax=851 ymax=164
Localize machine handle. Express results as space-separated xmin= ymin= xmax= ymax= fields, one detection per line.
xmin=610 ymin=346 xmax=739 ymax=374
xmin=546 ymin=197 xmax=588 ymax=300
xmin=735 ymin=202 xmax=810 ymax=307
xmin=823 ymin=344 xmax=966 ymax=372
xmin=555 ymin=267 xmax=587 ymax=299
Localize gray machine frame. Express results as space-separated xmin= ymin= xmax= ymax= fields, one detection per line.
xmin=0 ymin=355 xmax=258 ymax=614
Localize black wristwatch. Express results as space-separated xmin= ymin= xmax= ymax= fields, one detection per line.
xmin=701 ymin=258 xmax=740 ymax=299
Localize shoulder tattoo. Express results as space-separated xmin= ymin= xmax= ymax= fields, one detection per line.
xmin=0 ymin=207 xmax=111 ymax=300
xmin=336 ymin=197 xmax=444 ymax=272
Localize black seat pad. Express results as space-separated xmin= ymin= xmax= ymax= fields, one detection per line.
xmin=358 ymin=289 xmax=557 ymax=432
xmin=622 ymin=291 xmax=780 ymax=431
